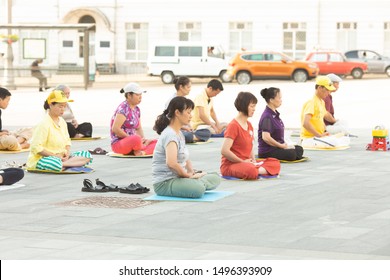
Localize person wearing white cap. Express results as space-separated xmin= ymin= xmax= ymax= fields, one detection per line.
xmin=110 ymin=82 xmax=157 ymax=155
xmin=300 ymin=76 xmax=350 ymax=148
xmin=323 ymin=73 xmax=349 ymax=135
xmin=27 ymin=90 xmax=93 ymax=171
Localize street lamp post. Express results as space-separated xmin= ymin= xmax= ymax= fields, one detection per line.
xmin=2 ymin=0 xmax=16 ymax=89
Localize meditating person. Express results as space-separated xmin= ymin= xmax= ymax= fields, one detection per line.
xmin=26 ymin=90 xmax=93 ymax=171
xmin=55 ymin=84 xmax=93 ymax=138
xmin=300 ymin=76 xmax=350 ymax=148
xmin=165 ymin=76 xmax=211 ymax=143
xmin=152 ymin=96 xmax=220 ymax=198
xmin=0 ymin=87 xmax=32 ymax=151
xmin=258 ymin=87 xmax=304 ymax=161
xmin=221 ymin=92 xmax=280 ymax=179
xmin=0 ymin=168 xmax=24 ymax=186
xmin=323 ymin=73 xmax=349 ymax=134
xmin=110 ymin=82 xmax=157 ymax=155
xmin=191 ymin=79 xmax=227 ymax=137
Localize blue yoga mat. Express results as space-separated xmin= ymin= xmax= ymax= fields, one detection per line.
xmin=143 ymin=191 xmax=234 ymax=202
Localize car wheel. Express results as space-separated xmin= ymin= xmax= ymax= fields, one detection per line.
xmin=385 ymin=67 xmax=390 ymax=77
xmin=292 ymin=70 xmax=308 ymax=82
xmin=351 ymin=68 xmax=363 ymax=79
xmin=236 ymin=71 xmax=251 ymax=84
xmin=219 ymin=70 xmax=232 ymax=83
xmin=161 ymin=71 xmax=175 ymax=84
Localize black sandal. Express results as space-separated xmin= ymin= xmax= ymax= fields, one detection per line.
xmin=119 ymin=183 xmax=146 ymax=194
xmin=95 ymin=178 xmax=119 ymax=192
xmin=81 ymin=179 xmax=110 ymax=192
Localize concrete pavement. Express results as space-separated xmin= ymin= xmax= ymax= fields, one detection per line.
xmin=1 ymin=77 xmax=390 ymax=260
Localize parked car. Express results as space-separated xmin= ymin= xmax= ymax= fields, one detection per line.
xmin=305 ymin=50 xmax=367 ymax=79
xmin=147 ymin=41 xmax=231 ymax=84
xmin=344 ymin=50 xmax=390 ymax=77
xmin=226 ymin=51 xmax=319 ymax=84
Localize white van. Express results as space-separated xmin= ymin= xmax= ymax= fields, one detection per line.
xmin=147 ymin=42 xmax=231 ymax=84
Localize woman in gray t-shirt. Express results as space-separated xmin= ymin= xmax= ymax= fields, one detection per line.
xmin=152 ymin=96 xmax=220 ymax=198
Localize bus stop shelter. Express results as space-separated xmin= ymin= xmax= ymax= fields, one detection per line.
xmin=0 ymin=23 xmax=95 ymax=90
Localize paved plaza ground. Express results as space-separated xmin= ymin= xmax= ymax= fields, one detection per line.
xmin=1 ymin=77 xmax=390 ymax=260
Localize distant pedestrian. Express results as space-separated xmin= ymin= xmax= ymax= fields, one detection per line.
xmin=31 ymin=58 xmax=49 ymax=92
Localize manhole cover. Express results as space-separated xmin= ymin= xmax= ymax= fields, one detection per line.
xmin=55 ymin=196 xmax=160 ymax=209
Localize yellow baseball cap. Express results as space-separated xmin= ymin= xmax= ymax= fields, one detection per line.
xmin=46 ymin=90 xmax=74 ymax=104
xmin=316 ymin=76 xmax=336 ymax=91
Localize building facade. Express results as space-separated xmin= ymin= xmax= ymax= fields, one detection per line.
xmin=1 ymin=0 xmax=390 ymax=74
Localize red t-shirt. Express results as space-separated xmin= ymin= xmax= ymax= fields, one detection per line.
xmin=221 ymin=119 xmax=254 ymax=168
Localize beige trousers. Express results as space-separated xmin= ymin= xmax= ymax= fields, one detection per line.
xmin=0 ymin=127 xmax=33 ymax=151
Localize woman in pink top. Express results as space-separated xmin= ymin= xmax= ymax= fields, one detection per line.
xmin=110 ymin=83 xmax=157 ymax=155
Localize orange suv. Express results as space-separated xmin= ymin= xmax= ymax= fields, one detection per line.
xmin=226 ymin=51 xmax=319 ymax=84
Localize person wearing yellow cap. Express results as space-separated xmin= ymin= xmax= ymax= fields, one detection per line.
xmin=26 ymin=90 xmax=93 ymax=171
xmin=300 ymin=76 xmax=350 ymax=148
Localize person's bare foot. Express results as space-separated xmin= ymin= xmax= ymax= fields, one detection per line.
xmin=20 ymin=142 xmax=30 ymax=149
xmin=133 ymin=150 xmax=146 ymax=156
xmin=74 ymin=133 xmax=84 ymax=138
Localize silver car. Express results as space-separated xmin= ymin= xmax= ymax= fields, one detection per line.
xmin=344 ymin=50 xmax=390 ymax=77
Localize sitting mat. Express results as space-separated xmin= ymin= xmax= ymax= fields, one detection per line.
xmin=143 ymin=191 xmax=234 ymax=202
xmin=220 ymin=174 xmax=279 ymax=180
xmin=187 ymin=140 xmax=213 ymax=145
xmin=27 ymin=167 xmax=94 ymax=174
xmin=0 ymin=148 xmax=29 ymax=154
xmin=106 ymin=152 xmax=152 ymax=158
xmin=257 ymin=157 xmax=309 ymax=163
xmin=70 ymin=136 xmax=104 ymax=141
xmin=303 ymin=146 xmax=350 ymax=151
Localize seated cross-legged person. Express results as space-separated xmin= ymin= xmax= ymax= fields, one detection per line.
xmin=300 ymin=76 xmax=350 ymax=148
xmin=0 ymin=87 xmax=32 ymax=151
xmin=152 ymin=96 xmax=220 ymax=198
xmin=27 ymin=90 xmax=93 ymax=171
xmin=258 ymin=87 xmax=304 ymax=161
xmin=110 ymin=82 xmax=157 ymax=155
xmin=221 ymin=92 xmax=280 ymax=180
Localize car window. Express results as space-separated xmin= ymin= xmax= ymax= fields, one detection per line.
xmin=155 ymin=46 xmax=175 ymax=57
xmin=178 ymin=46 xmax=202 ymax=57
xmin=309 ymin=53 xmax=327 ymax=62
xmin=265 ymin=53 xmax=282 ymax=62
xmin=359 ymin=50 xmax=378 ymax=60
xmin=242 ymin=54 xmax=263 ymax=61
xmin=345 ymin=51 xmax=358 ymax=58
xmin=329 ymin=53 xmax=344 ymax=62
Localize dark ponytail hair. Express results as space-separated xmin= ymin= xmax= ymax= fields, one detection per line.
xmin=260 ymin=87 xmax=280 ymax=103
xmin=43 ymin=100 xmax=57 ymax=110
xmin=153 ymin=96 xmax=194 ymax=135
xmin=120 ymin=88 xmax=134 ymax=99
xmin=173 ymin=76 xmax=191 ymax=91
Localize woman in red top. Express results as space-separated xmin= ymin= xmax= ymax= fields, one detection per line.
xmin=220 ymin=92 xmax=280 ymax=179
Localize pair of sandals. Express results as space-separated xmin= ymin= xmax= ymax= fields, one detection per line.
xmin=88 ymin=147 xmax=108 ymax=155
xmin=82 ymin=178 xmax=149 ymax=194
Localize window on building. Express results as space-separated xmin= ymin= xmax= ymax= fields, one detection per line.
xmin=100 ymin=41 xmax=110 ymax=48
xmin=336 ymin=22 xmax=357 ymax=52
xmin=178 ymin=22 xmax=201 ymax=41
xmin=125 ymin=22 xmax=149 ymax=61
xmin=63 ymin=40 xmax=73 ymax=48
xmin=228 ymin=22 xmax=252 ymax=56
xmin=283 ymin=22 xmax=306 ymax=60
xmin=384 ymin=22 xmax=390 ymax=56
